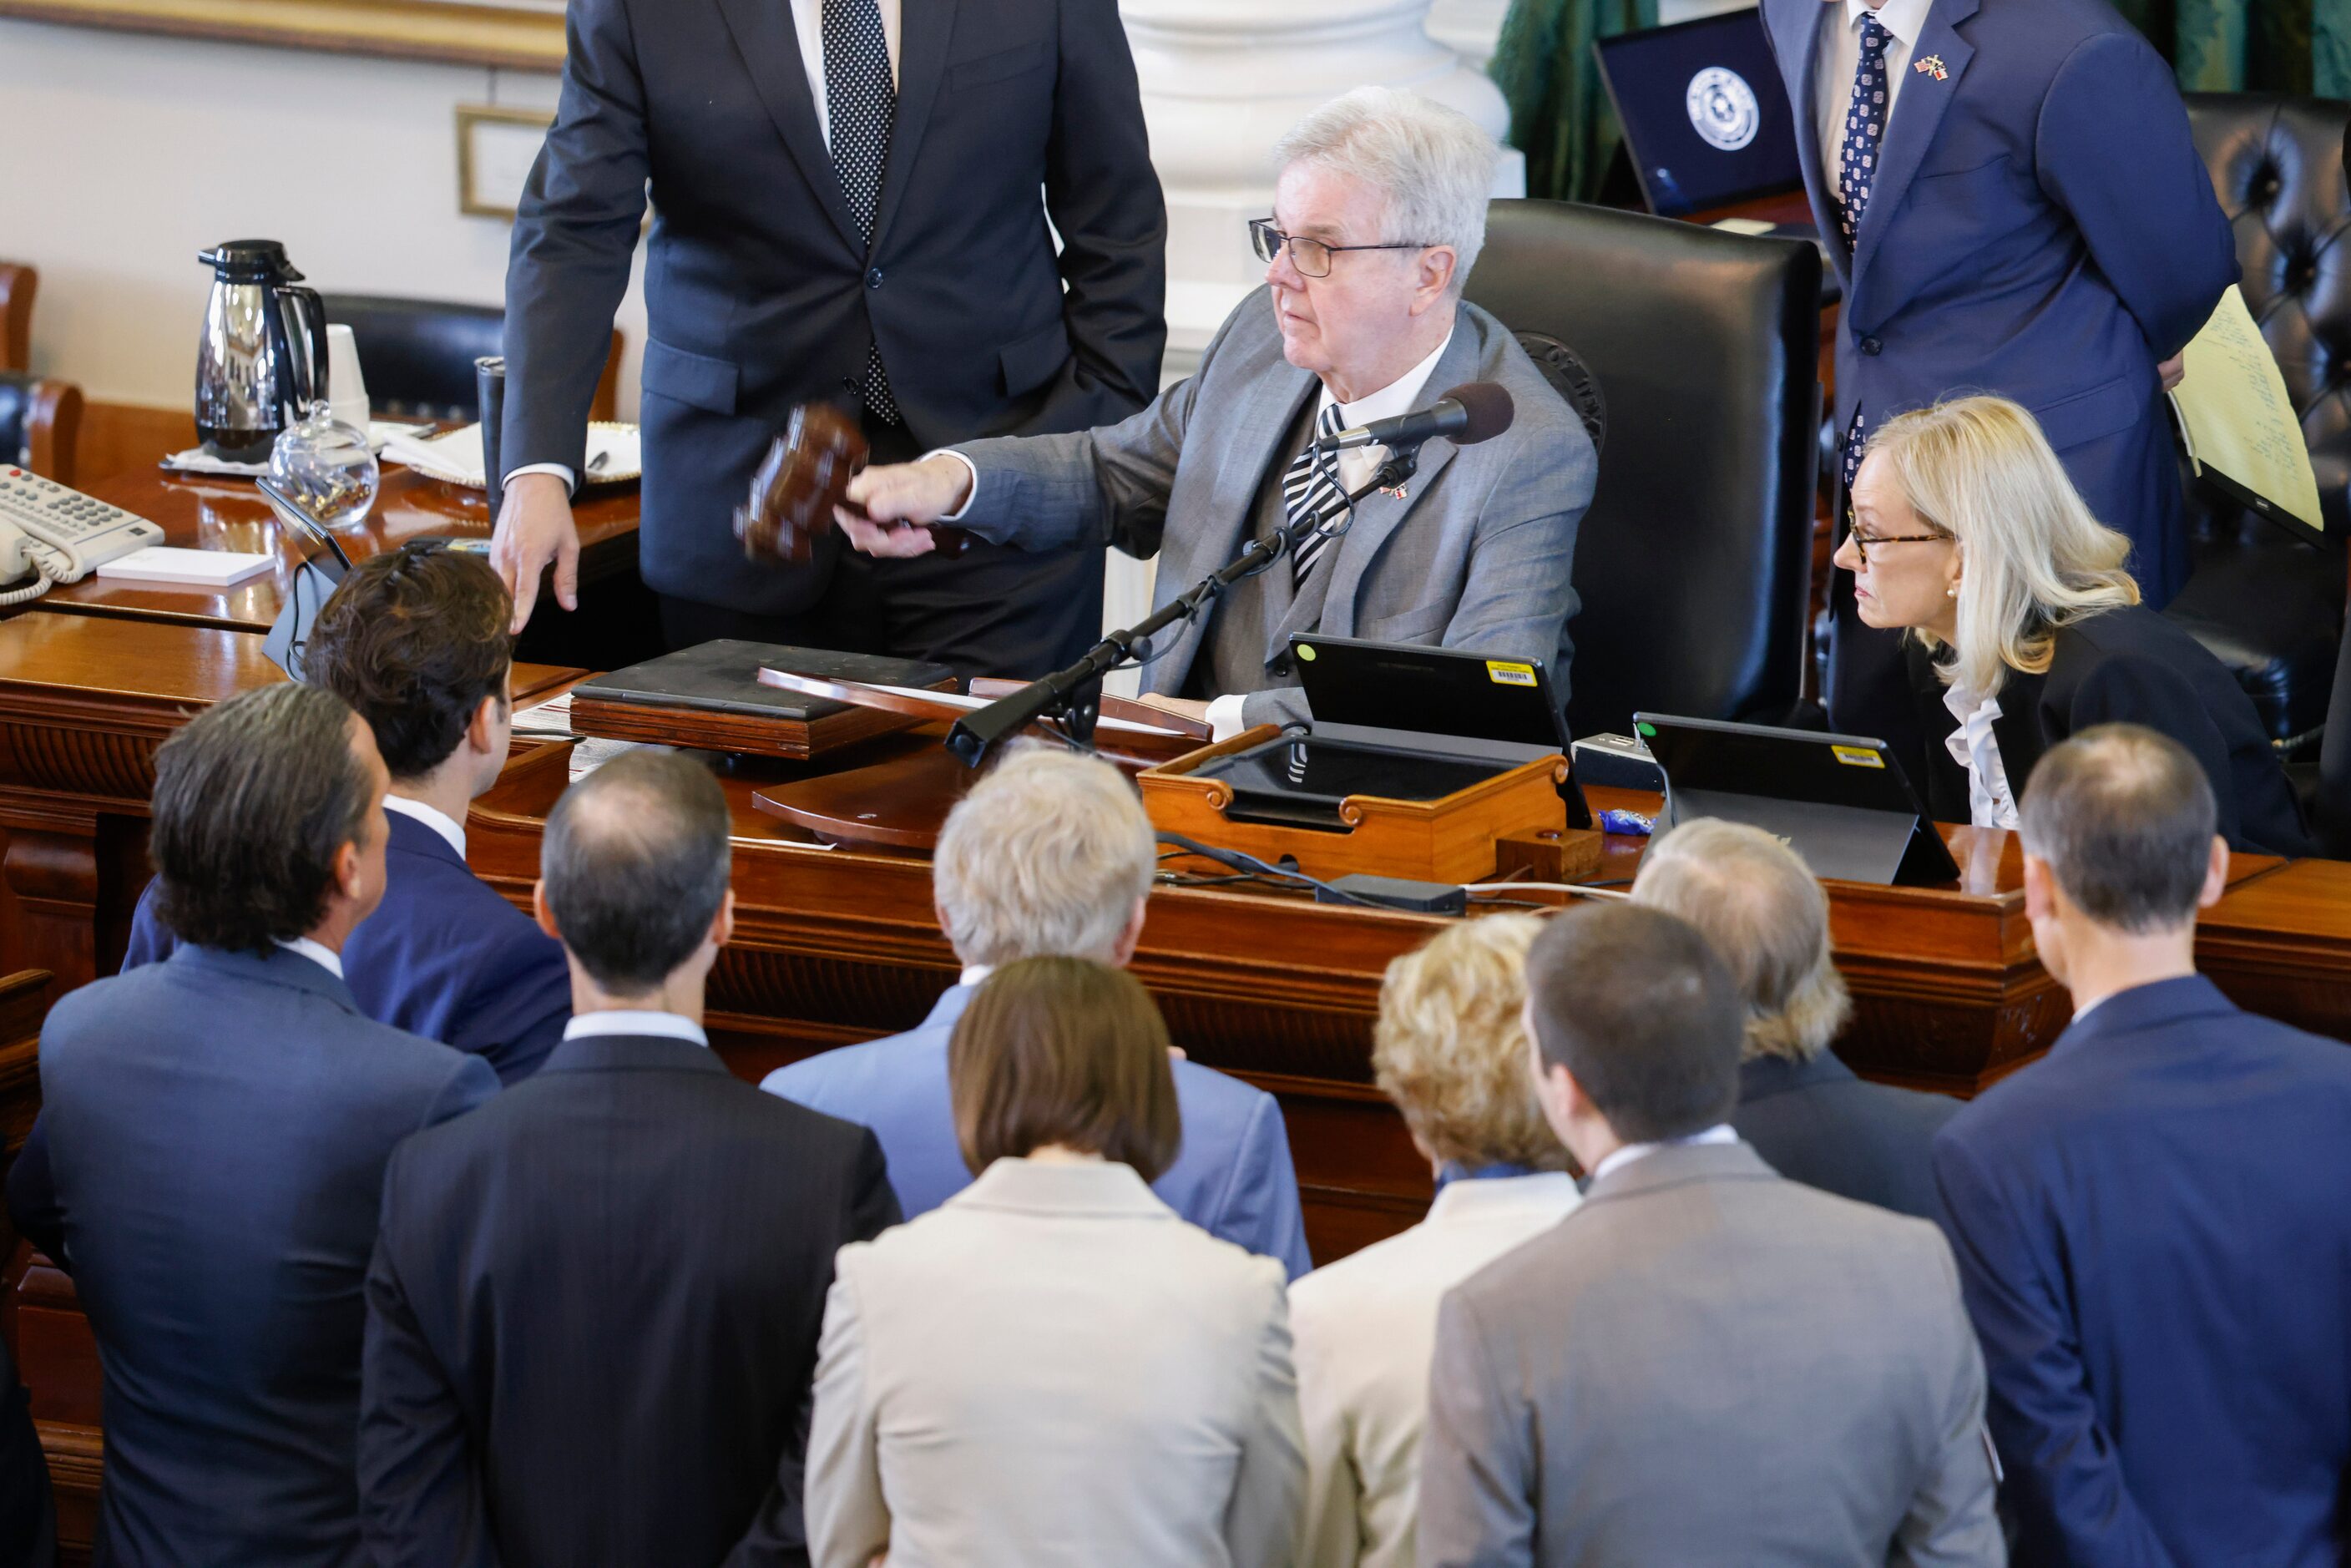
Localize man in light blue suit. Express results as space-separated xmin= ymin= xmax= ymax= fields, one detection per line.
xmin=1758 ymin=0 xmax=2238 ymax=746
xmin=764 ymin=746 xmax=1313 ymax=1277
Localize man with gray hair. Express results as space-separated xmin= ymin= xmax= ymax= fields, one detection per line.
xmin=765 ymin=745 xmax=1312 ymax=1276
xmin=1633 ymin=817 xmax=1955 ymax=1219
xmin=1934 ymin=723 xmax=2351 ymax=1566
xmin=360 ymin=751 xmax=898 ymax=1565
xmin=836 ymin=86 xmax=1595 ymax=735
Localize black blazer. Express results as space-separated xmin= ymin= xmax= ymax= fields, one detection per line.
xmin=503 ymin=0 xmax=1167 ymax=619
xmin=358 ymin=1032 xmax=899 ymax=1568
xmin=1731 ymin=1052 xmax=1958 ymax=1222
xmin=1904 ymin=604 xmax=2311 ymax=855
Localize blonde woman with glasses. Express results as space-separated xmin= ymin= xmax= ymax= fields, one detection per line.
xmin=1833 ymin=395 xmax=2308 ymax=854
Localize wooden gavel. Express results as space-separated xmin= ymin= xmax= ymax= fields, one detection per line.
xmin=735 ymin=402 xmax=971 ymax=564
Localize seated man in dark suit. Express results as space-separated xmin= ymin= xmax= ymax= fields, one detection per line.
xmin=0 ymin=1337 xmax=53 ymax=1568
xmin=1633 ymin=817 xmax=1956 ymax=1220
xmin=6 ymin=685 xmax=496 ymax=1567
xmin=763 ymin=745 xmax=1312 ymax=1277
xmin=1935 ymin=724 xmax=2351 ymax=1565
xmin=124 ymin=541 xmax=569 ymax=1082
xmin=360 ymin=751 xmax=897 ymax=1567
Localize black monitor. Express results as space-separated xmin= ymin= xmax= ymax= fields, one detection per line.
xmin=1633 ymin=711 xmax=1962 ymax=886
xmin=1595 ymin=8 xmax=1804 ymax=216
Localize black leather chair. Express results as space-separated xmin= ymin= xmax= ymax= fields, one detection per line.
xmin=0 ymin=372 xmax=82 ymax=486
xmin=320 ymin=296 xmax=624 ymax=423
xmin=2165 ymin=94 xmax=2351 ymax=754
xmin=1466 ymin=200 xmax=1823 ymax=741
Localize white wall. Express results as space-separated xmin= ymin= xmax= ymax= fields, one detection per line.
xmin=0 ymin=18 xmax=649 ymax=416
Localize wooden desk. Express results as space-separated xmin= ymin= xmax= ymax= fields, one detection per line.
xmin=28 ymin=464 xmax=642 ymax=634
xmin=0 ymin=612 xmax=580 ymax=990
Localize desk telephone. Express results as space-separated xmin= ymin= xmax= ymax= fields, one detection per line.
xmin=0 ymin=468 xmax=166 ymax=604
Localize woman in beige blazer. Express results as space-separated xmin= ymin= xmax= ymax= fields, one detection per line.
xmin=1288 ymin=916 xmax=1581 ymax=1568
xmin=805 ymin=957 xmax=1304 ymax=1568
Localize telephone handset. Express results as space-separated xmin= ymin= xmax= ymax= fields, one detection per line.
xmin=0 ymin=467 xmax=166 ymax=604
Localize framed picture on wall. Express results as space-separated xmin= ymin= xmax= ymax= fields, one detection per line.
xmin=0 ymin=0 xmax=569 ymax=70
xmin=456 ymin=104 xmax=558 ymax=220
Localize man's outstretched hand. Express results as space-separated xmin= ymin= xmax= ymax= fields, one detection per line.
xmin=491 ymin=472 xmax=581 ymax=633
xmin=837 ymin=457 xmax=973 ymax=559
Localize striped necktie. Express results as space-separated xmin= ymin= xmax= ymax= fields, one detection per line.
xmin=824 ymin=0 xmax=900 ymax=425
xmin=1286 ymin=403 xmax=1351 ymax=589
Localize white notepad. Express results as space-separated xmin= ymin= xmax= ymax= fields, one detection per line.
xmin=96 ymin=548 xmax=276 ymax=587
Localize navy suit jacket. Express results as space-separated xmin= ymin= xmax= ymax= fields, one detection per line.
xmin=1934 ymin=975 xmax=2351 ymax=1566
xmin=125 ymin=810 xmax=571 ymax=1084
xmin=761 ymin=983 xmax=1314 ymax=1278
xmin=1761 ymin=0 xmax=2237 ymax=602
xmin=6 ymin=946 xmax=496 ymax=1568
xmin=1732 ymin=1050 xmax=1958 ymax=1222
xmin=361 ymin=1032 xmax=897 ymax=1568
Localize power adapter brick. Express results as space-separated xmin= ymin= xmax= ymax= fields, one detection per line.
xmin=1313 ymin=873 xmax=1469 ymax=915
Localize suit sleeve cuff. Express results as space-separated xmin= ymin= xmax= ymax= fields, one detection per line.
xmin=920 ymin=449 xmax=981 ymax=522
xmin=1206 ymin=694 xmax=1251 ymax=743
xmin=504 ymin=461 xmax=578 ymax=495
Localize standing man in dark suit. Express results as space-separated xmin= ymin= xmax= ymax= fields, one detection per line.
xmin=1633 ymin=817 xmax=1956 ymax=1221
xmin=1935 ymin=724 xmax=2351 ymax=1565
xmin=493 ymin=0 xmax=1167 ymax=678
xmin=120 ymin=542 xmax=571 ymax=1083
xmin=1757 ymin=0 xmax=2238 ymax=746
xmin=6 ymin=685 xmax=497 ymax=1567
xmin=360 ymin=751 xmax=898 ymax=1568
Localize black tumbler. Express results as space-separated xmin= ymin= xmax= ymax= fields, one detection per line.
xmin=475 ymin=355 xmax=507 ymax=520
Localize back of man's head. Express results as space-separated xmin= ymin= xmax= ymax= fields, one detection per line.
xmin=542 ymin=751 xmax=731 ymax=994
xmin=932 ymin=746 xmax=1154 ymax=968
xmin=2019 ymin=724 xmax=2217 ymax=933
xmin=1524 ymin=903 xmax=1744 ymax=1143
xmin=1631 ymin=817 xmax=1852 ymax=1062
xmin=150 ymin=683 xmax=377 ymax=953
xmin=306 ymin=540 xmax=514 ymax=781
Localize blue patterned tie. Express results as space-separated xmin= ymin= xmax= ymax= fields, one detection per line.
xmin=1836 ymin=13 xmax=1893 ymax=250
xmin=825 ymin=0 xmax=899 ymax=425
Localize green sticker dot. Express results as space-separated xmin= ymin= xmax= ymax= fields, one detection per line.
xmin=1297 ymin=645 xmax=1317 ymax=661
xmin=1635 ymin=721 xmax=1656 ymax=737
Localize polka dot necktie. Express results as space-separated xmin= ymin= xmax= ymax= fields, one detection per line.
xmin=824 ymin=0 xmax=900 ymax=425
xmin=1286 ymin=404 xmax=1352 ymax=589
xmin=1836 ymin=13 xmax=1893 ymax=250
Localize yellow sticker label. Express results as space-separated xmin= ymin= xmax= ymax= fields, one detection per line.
xmin=1831 ymin=744 xmax=1885 ymax=769
xmin=1296 ymin=644 xmax=1317 ymax=662
xmin=1486 ymin=660 xmax=1537 ymax=687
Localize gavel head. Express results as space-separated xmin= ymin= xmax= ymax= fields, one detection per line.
xmin=736 ymin=402 xmax=868 ymax=564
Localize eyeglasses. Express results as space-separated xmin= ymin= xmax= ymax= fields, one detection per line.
xmin=1847 ymin=530 xmax=1948 ymax=566
xmin=1249 ymin=219 xmax=1431 ymax=279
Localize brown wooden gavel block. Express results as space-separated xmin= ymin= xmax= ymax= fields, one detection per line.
xmin=735 ymin=402 xmax=970 ymax=564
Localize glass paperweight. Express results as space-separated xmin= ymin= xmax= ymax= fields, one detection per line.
xmin=269 ymin=400 xmax=380 ymax=529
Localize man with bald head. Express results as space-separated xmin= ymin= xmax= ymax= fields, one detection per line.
xmin=360 ymin=751 xmax=897 ymax=1567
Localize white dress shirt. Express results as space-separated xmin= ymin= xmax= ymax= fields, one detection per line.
xmin=1290 ymin=1171 xmax=1581 ymax=1568
xmin=1201 ymin=326 xmax=1459 ymax=741
xmin=1941 ymin=681 xmax=2022 ymax=829
xmin=1815 ymin=0 xmax=1930 ymax=204
xmin=563 ymin=1010 xmax=710 ymax=1048
xmin=382 ymin=794 xmax=466 ymax=859
xmin=509 ymin=0 xmax=904 ymax=493
xmin=1590 ymin=1122 xmax=1738 ymax=1185
xmin=272 ymin=936 xmax=346 ymax=980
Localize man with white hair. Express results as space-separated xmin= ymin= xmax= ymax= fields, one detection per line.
xmin=1632 ymin=817 xmax=1956 ymax=1220
xmin=761 ymin=746 xmax=1312 ymax=1277
xmin=836 ymin=87 xmax=1595 ymax=734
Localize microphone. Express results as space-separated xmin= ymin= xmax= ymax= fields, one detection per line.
xmin=1326 ymin=382 xmax=1514 ymax=453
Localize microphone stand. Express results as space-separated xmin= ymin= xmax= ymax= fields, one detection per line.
xmin=945 ymin=439 xmax=1426 ymax=768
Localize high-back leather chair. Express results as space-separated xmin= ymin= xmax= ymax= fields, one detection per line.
xmin=2164 ymin=94 xmax=2351 ymax=752
xmin=0 ymin=264 xmax=33 ymax=376
xmin=1466 ymin=200 xmax=1822 ymax=740
xmin=321 ymin=295 xmax=624 ymax=423
xmin=0 ymin=372 xmax=82 ymax=487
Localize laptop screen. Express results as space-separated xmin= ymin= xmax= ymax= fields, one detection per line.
xmin=1596 ymin=8 xmax=1803 ymax=215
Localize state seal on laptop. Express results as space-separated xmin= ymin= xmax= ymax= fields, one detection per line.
xmin=1685 ymin=66 xmax=1761 ymax=152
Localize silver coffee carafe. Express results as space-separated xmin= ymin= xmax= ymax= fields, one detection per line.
xmin=195 ymin=240 xmax=329 ymax=463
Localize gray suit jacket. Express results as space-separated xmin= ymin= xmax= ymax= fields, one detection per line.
xmin=1419 ymin=1142 xmax=2003 ymax=1568
xmin=953 ymin=291 xmax=1595 ymax=727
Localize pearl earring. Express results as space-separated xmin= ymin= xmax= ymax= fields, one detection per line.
xmin=1947 ymin=583 xmax=1960 ymax=599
